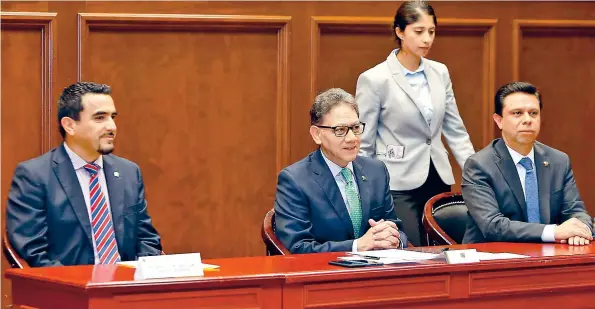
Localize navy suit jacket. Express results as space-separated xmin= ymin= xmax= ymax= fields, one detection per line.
xmin=462 ymin=139 xmax=592 ymax=243
xmin=6 ymin=145 xmax=162 ymax=267
xmin=274 ymin=149 xmax=407 ymax=253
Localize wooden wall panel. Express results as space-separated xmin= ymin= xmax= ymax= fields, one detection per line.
xmin=2 ymin=4 xmax=595 ymax=307
xmin=513 ymin=19 xmax=595 ymax=215
xmin=431 ymin=19 xmax=497 ymax=190
xmin=311 ymin=16 xmax=395 ymax=98
xmin=0 ymin=11 xmax=56 ymax=306
xmin=78 ymin=13 xmax=290 ymax=258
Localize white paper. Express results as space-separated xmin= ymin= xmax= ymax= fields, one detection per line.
xmin=133 ymin=253 xmax=207 ymax=280
xmin=119 ymin=260 xmax=220 ymax=269
xmin=350 ymin=249 xmax=530 ymax=265
xmin=475 ymin=252 xmax=530 ymax=261
xmin=445 ymin=249 xmax=480 ymax=264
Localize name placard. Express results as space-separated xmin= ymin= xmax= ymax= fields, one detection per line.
xmin=444 ymin=249 xmax=480 ymax=264
xmin=134 ymin=253 xmax=204 ymax=280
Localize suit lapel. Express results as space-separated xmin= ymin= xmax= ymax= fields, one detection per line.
xmin=310 ymin=150 xmax=355 ymax=238
xmin=386 ymin=50 xmax=431 ymax=131
xmin=52 ymin=145 xmax=94 ymax=248
xmin=424 ymin=62 xmax=441 ymax=133
xmin=493 ymin=139 xmax=528 ymax=219
xmin=534 ymin=143 xmax=551 ymax=224
xmin=352 ymin=159 xmax=371 ymax=234
xmin=103 ymin=155 xmax=125 ymax=252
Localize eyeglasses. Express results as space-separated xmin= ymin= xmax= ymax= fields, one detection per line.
xmin=316 ymin=122 xmax=366 ymax=137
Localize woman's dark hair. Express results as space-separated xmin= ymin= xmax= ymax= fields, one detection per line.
xmin=392 ymin=1 xmax=437 ymax=46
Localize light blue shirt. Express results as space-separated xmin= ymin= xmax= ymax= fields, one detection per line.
xmin=63 ymin=143 xmax=114 ymax=264
xmin=505 ymin=145 xmax=556 ymax=242
xmin=320 ymin=150 xmax=360 ymax=252
xmin=394 ymin=49 xmax=433 ymax=126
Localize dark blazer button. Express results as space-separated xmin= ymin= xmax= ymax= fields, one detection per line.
xmin=426 ymin=138 xmax=431 ymax=145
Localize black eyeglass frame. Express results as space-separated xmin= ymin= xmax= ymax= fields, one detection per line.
xmin=316 ymin=122 xmax=366 ymax=137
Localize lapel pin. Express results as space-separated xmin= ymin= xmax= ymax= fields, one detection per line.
xmin=114 ymin=171 xmax=120 ymax=178
xmin=543 ymin=161 xmax=549 ymax=167
xmin=361 ymin=176 xmax=367 ymax=181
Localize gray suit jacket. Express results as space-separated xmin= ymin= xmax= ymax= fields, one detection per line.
xmin=462 ymin=138 xmax=592 ymax=243
xmin=6 ymin=145 xmax=162 ymax=266
xmin=356 ymin=50 xmax=474 ymax=190
xmin=274 ymin=149 xmax=407 ymax=253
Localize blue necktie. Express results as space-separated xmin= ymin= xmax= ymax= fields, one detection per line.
xmin=519 ymin=157 xmax=541 ymax=223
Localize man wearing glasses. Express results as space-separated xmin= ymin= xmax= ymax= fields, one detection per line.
xmin=274 ymin=88 xmax=407 ymax=253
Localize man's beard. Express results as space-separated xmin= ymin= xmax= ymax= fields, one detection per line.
xmin=98 ymin=144 xmax=115 ymax=155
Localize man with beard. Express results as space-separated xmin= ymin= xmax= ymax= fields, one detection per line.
xmin=6 ymin=82 xmax=162 ymax=267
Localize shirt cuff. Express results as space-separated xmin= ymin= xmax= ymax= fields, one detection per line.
xmin=541 ymin=224 xmax=556 ymax=242
xmin=352 ymin=239 xmax=358 ymax=252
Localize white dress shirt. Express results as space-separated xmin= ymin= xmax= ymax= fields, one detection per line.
xmin=505 ymin=145 xmax=555 ymax=242
xmin=394 ymin=50 xmax=433 ymax=126
xmin=320 ymin=150 xmax=361 ymax=252
xmin=63 ymin=143 xmax=115 ymax=264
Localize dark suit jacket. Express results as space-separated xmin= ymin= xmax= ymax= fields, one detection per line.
xmin=6 ymin=145 xmax=162 ymax=267
xmin=274 ymin=149 xmax=407 ymax=253
xmin=462 ymin=138 xmax=592 ymax=243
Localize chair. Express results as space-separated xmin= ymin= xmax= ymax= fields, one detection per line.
xmin=261 ymin=208 xmax=290 ymax=256
xmin=3 ymin=230 xmax=29 ymax=269
xmin=422 ymin=192 xmax=468 ymax=246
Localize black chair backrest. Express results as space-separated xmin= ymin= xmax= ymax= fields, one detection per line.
xmin=432 ymin=197 xmax=468 ymax=245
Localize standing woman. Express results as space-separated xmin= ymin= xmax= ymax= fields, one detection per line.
xmin=356 ymin=1 xmax=474 ymax=246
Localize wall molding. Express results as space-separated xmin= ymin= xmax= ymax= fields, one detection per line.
xmin=77 ymin=13 xmax=291 ymax=171
xmin=512 ymin=19 xmax=595 ymax=81
xmin=1 ymin=12 xmax=57 ymax=152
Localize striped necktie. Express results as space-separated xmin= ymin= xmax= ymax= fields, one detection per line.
xmin=84 ymin=163 xmax=121 ymax=264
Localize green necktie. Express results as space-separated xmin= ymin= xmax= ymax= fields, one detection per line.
xmin=340 ymin=167 xmax=363 ymax=238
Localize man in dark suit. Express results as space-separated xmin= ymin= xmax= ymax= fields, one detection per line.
xmin=274 ymin=88 xmax=407 ymax=254
xmin=7 ymin=82 xmax=162 ymax=267
xmin=463 ymin=82 xmax=592 ymax=245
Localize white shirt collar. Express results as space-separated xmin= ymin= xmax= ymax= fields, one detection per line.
xmin=63 ymin=142 xmax=104 ymax=170
xmin=393 ymin=49 xmax=425 ymax=75
xmin=320 ymin=149 xmax=354 ymax=179
xmin=505 ymin=143 xmax=535 ymax=166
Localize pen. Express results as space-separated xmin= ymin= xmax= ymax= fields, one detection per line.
xmin=358 ymin=255 xmax=381 ymax=260
xmin=346 ymin=253 xmax=381 ymax=260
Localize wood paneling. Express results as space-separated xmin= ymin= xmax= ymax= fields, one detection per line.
xmin=432 ymin=19 xmax=497 ymax=189
xmin=513 ymin=19 xmax=595 ymax=214
xmin=78 ymin=13 xmax=290 ymax=258
xmin=311 ymin=16 xmax=395 ymax=99
xmin=1 ymin=3 xmax=595 ymax=307
xmin=1 ymin=11 xmax=56 ymax=306
xmin=7 ymin=243 xmax=595 ymax=309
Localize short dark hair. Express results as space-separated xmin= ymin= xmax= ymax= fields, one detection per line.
xmin=57 ymin=82 xmax=112 ymax=138
xmin=494 ymin=81 xmax=542 ymax=116
xmin=393 ymin=0 xmax=437 ymax=46
xmin=310 ymin=88 xmax=358 ymax=125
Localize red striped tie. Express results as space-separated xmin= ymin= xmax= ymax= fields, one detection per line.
xmin=84 ymin=163 xmax=121 ymax=264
